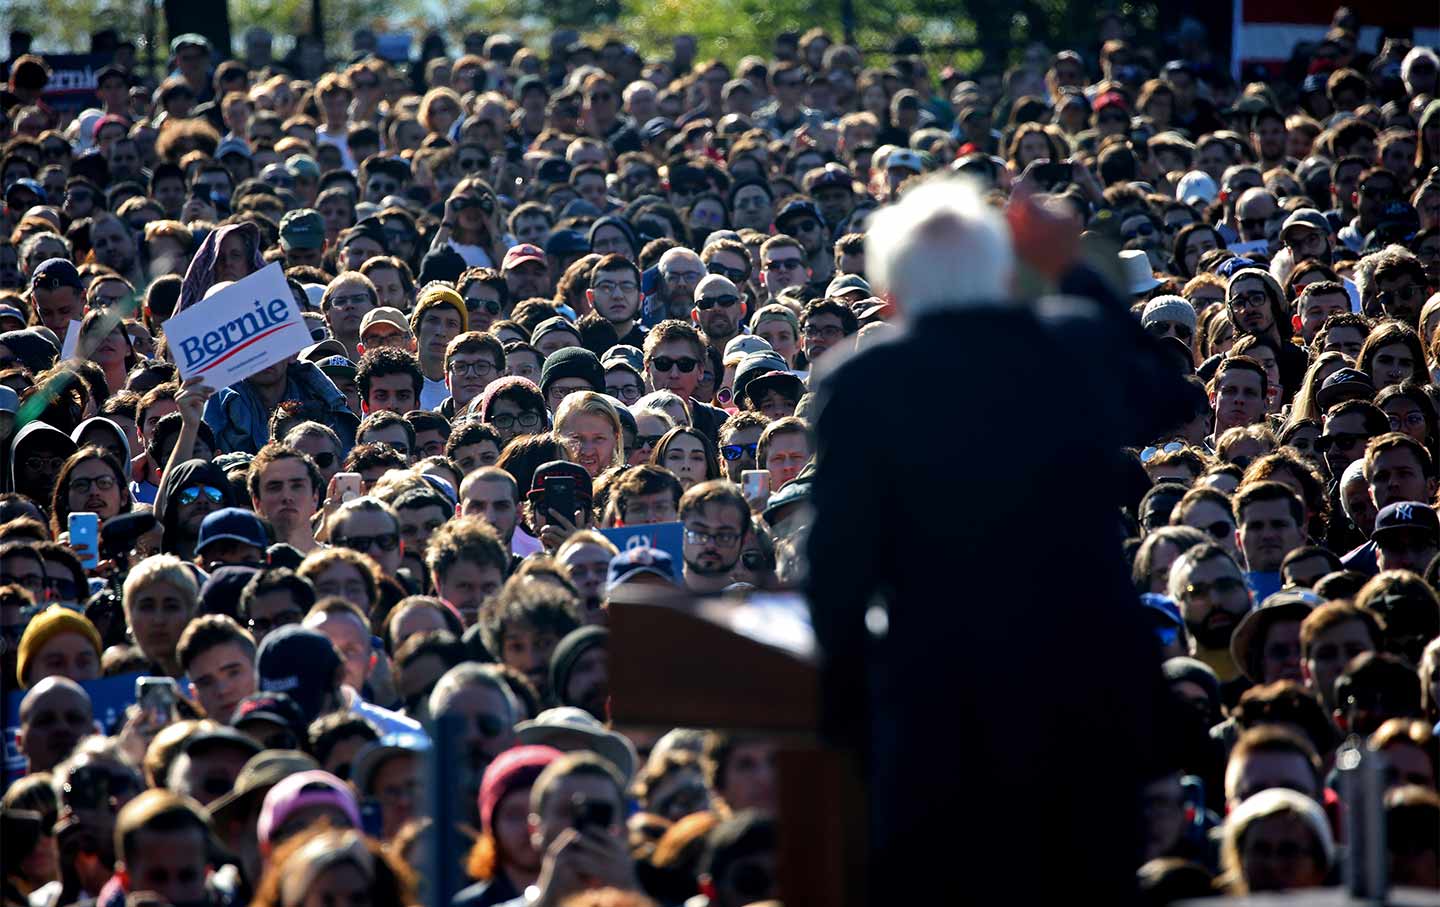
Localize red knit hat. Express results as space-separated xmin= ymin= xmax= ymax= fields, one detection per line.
xmin=478 ymin=745 xmax=563 ymax=834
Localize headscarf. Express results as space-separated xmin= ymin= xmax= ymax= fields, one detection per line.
xmin=176 ymin=222 xmax=265 ymax=313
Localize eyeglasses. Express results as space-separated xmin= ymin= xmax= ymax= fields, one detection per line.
xmin=330 ymin=293 xmax=373 ymax=309
xmin=1229 ymin=290 xmax=1271 ymax=310
xmin=651 ymin=355 xmax=700 ymax=373
xmin=592 ymin=280 xmax=638 ymax=296
xmin=685 ymin=527 xmax=742 ymax=547
xmin=1182 ymin=576 xmax=1245 ymax=600
xmin=803 ymin=325 xmax=844 ymax=340
xmin=464 ymin=297 xmax=502 ymax=316
xmin=765 ymin=258 xmax=804 ymax=272
xmin=1318 ymin=431 xmax=1368 ymax=452
xmin=247 ymin=608 xmax=302 ymax=635
xmin=634 ymin=433 xmax=663 ymax=449
xmin=707 ymin=262 xmax=748 ymax=282
xmin=335 ymin=532 xmax=400 ymax=552
xmin=1123 ymin=222 xmax=1156 ymax=240
xmin=1146 ymin=322 xmax=1193 ymax=342
xmin=1388 ymin=412 xmax=1427 ymax=430
xmin=177 ymin=485 xmax=226 ymax=507
xmin=1199 ymin=520 xmax=1234 ymax=539
xmin=42 ymin=576 xmax=79 ymax=601
xmin=696 ymin=294 xmax=741 ymax=311
xmin=721 ymin=443 xmax=758 ymax=461
xmin=312 ymin=451 xmax=336 ymax=469
xmin=68 ymin=474 xmax=118 ymax=494
xmin=1238 ymin=216 xmax=1271 ymax=234
xmin=24 ymin=455 xmax=68 ymax=473
xmin=666 ymin=269 xmax=706 ymax=283
xmin=608 ymin=383 xmax=643 ymax=403
xmin=451 ymin=360 xmax=499 ymax=377
xmin=1140 ymin=442 xmax=1184 ymax=462
xmin=489 ymin=411 xmax=545 ymax=431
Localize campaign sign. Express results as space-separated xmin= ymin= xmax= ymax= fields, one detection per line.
xmin=162 ymin=263 xmax=310 ymax=387
xmin=3 ymin=672 xmax=142 ymax=789
xmin=37 ymin=53 xmax=111 ymax=112
xmin=600 ymin=521 xmax=684 ymax=567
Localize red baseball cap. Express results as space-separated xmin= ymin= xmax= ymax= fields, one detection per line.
xmin=502 ymin=243 xmax=547 ymax=271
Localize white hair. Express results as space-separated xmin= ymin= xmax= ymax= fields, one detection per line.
xmin=1402 ymin=47 xmax=1440 ymax=94
xmin=864 ymin=175 xmax=1014 ymax=317
xmin=658 ymin=246 xmax=702 ymax=276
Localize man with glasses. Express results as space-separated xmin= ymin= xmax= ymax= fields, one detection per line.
xmin=457 ymin=267 xmax=510 ymax=333
xmin=603 ymin=358 xmax=645 ymax=407
xmin=1172 ymin=486 xmax=1242 ymax=563
xmin=441 ymin=332 xmax=505 ymax=418
xmin=692 ymin=274 xmax=748 ymax=350
xmin=239 ymin=568 xmax=315 ymax=644
xmin=322 ymin=271 xmax=379 ymax=361
xmin=327 ymin=497 xmax=405 ymax=579
xmin=1320 ymin=399 xmax=1388 ymax=480
xmin=587 ymin=253 xmax=646 ymax=347
xmin=649 ymin=247 xmax=708 ymax=323
xmin=757 ymin=235 xmax=810 ymax=303
xmin=775 ymin=198 xmax=834 ymax=286
xmin=679 ymin=480 xmax=751 ymax=593
xmin=611 ymin=464 xmax=682 ymax=526
xmin=1226 ymin=267 xmax=1307 ymax=402
xmin=756 ymin=61 xmax=822 ymax=137
xmin=1234 ymin=187 xmax=1281 ymax=247
xmin=357 ymin=307 xmax=415 ymax=356
xmin=798 ymin=298 xmax=858 ymax=367
xmin=1139 ymin=296 xmax=1197 ymax=348
xmin=718 ymin=412 xmax=769 ymax=483
xmin=643 ymin=320 xmax=728 ymax=444
xmin=1168 ymin=542 xmax=1254 ymax=689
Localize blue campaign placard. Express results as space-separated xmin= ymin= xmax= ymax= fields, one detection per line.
xmin=3 ymin=673 xmax=143 ymax=788
xmin=599 ymin=522 xmax=684 ymax=566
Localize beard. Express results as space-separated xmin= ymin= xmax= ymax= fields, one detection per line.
xmin=1188 ymin=608 xmax=1241 ymax=651
xmin=685 ymin=550 xmax=738 ymax=578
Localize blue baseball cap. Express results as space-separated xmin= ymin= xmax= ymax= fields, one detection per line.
xmin=605 ymin=547 xmax=677 ymax=594
xmin=1214 ymin=257 xmax=1261 ymax=280
xmin=196 ymin=507 xmax=268 ymax=554
xmin=256 ymin=626 xmax=343 ymax=723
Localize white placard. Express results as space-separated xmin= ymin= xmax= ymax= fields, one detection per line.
xmin=162 ymin=263 xmax=310 ymax=387
xmin=60 ymin=320 xmax=81 ymax=359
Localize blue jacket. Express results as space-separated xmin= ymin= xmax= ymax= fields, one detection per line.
xmin=203 ymin=360 xmax=358 ymax=454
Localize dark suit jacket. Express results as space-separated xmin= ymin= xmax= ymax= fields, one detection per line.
xmin=806 ymin=289 xmax=1189 ymax=901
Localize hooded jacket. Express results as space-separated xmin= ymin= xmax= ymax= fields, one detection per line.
xmin=70 ymin=417 xmax=131 ymax=463
xmin=202 ymin=359 xmax=359 ymax=454
xmin=156 ymin=459 xmax=235 ymax=557
xmin=176 ymin=222 xmax=267 ymax=313
xmin=9 ymin=421 xmax=77 ymax=494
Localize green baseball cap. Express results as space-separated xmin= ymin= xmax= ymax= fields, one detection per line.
xmin=279 ymin=209 xmax=325 ymax=251
xmin=286 ymin=155 xmax=320 ymax=180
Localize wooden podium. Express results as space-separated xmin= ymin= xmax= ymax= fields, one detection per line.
xmin=607 ymin=591 xmax=864 ymax=907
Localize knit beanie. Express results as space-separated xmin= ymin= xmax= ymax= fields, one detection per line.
xmin=1161 ymin=656 xmax=1220 ymax=707
xmin=548 ymin=626 xmax=609 ymax=709
xmin=1140 ymin=295 xmax=1197 ymax=333
xmin=538 ymin=347 xmax=604 ymax=397
xmin=478 ymin=745 xmax=562 ymax=835
xmin=17 ymin=606 xmax=103 ymax=689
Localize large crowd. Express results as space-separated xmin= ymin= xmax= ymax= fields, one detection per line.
xmin=0 ymin=9 xmax=1438 ymax=905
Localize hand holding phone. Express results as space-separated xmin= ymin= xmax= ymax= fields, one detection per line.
xmin=69 ymin=512 xmax=100 ymax=570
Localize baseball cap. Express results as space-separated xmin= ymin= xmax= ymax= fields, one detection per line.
xmin=287 ymin=155 xmax=320 ymax=180
xmin=1279 ymin=208 xmax=1330 ymax=240
xmin=196 ymin=508 xmax=268 ymax=555
xmin=532 ymin=315 xmax=581 ymax=348
xmin=502 ymin=243 xmax=547 ymax=271
xmin=1371 ymin=502 xmax=1440 ymax=544
xmin=545 ymin=229 xmax=590 ymax=259
xmin=1213 ymin=257 xmax=1261 ymax=280
xmin=302 ymin=339 xmax=347 ymax=362
xmin=255 ymin=626 xmax=343 ymax=724
xmin=826 ymin=274 xmax=871 ymax=299
xmin=0 ymin=386 xmax=17 ymax=417
xmin=5 ymin=179 xmax=44 ymax=205
xmin=733 ymin=351 xmax=797 ymax=407
xmin=762 ymin=479 xmax=812 ymax=525
xmin=230 ymin=691 xmax=310 ymax=740
xmin=528 ymin=460 xmax=593 ymax=501
xmin=514 ymin=706 xmax=638 ymax=780
xmin=885 ymin=149 xmax=923 ymax=173
xmin=257 ymin=770 xmax=361 ymax=849
xmin=1094 ymin=91 xmax=1128 ymax=113
xmin=1175 ymin=171 xmax=1219 ymax=206
xmin=802 ymin=163 xmax=853 ymax=193
xmin=1314 ymin=368 xmax=1374 ymax=411
xmin=181 ymin=724 xmax=263 ymax=762
xmin=359 ymin=306 xmax=410 ymax=339
xmin=279 ymin=209 xmax=325 ymax=251
xmin=170 ymin=33 xmax=213 ymax=55
xmin=350 ymin=732 xmax=432 ymax=796
xmin=723 ymin=335 xmax=772 ymax=361
xmin=30 ymin=258 xmax=84 ymax=291
xmin=0 ymin=305 xmax=26 ymax=329
xmin=774 ymin=198 xmax=824 ymax=227
xmin=207 ymin=750 xmax=320 ymax=826
xmin=95 ymin=64 xmax=129 ymax=86
xmin=601 ymin=345 xmax=644 ymax=373
xmin=641 ymin=117 xmax=676 ymax=141
xmin=605 ymin=546 xmax=677 ymax=594
xmin=216 ymin=137 xmax=252 ymax=160
xmin=535 ymin=157 xmax=572 ymax=184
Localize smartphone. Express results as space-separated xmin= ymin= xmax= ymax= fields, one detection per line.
xmin=571 ymin=794 xmax=614 ymax=832
xmin=333 ymin=472 xmax=362 ymax=503
xmin=741 ymin=470 xmax=771 ymax=504
xmin=1032 ymin=161 xmax=1072 ymax=189
xmin=135 ymin=677 xmax=178 ymax=723
xmin=69 ymin=512 xmax=100 ymax=570
xmin=544 ymin=476 xmax=578 ymax=527
xmin=360 ymin=799 xmax=385 ymax=838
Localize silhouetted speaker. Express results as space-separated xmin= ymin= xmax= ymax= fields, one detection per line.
xmin=163 ymin=0 xmax=231 ymax=66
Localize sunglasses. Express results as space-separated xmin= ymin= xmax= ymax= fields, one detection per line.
xmin=634 ymin=433 xmax=664 ymax=449
xmin=1146 ymin=322 xmax=1193 ymax=342
xmin=696 ymin=294 xmax=741 ymax=311
xmin=721 ymin=442 xmax=758 ymax=461
xmin=312 ymin=451 xmax=336 ymax=469
xmin=651 ymin=356 xmax=700 ymax=373
xmin=1140 ymin=442 xmax=1184 ymax=462
xmin=248 ymin=609 xmax=302 ymax=634
xmin=177 ymin=484 xmax=225 ymax=507
xmin=465 ymin=297 xmax=503 ymax=316
xmin=335 ymin=533 xmax=400 ymax=552
xmin=1317 ymin=432 xmax=1368 ymax=452
xmin=707 ymin=263 xmax=748 ymax=282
